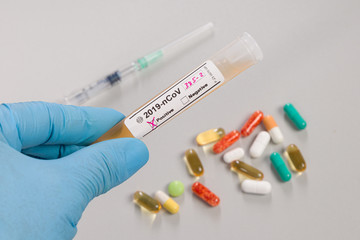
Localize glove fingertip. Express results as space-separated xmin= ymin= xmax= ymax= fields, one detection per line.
xmin=122 ymin=138 xmax=149 ymax=176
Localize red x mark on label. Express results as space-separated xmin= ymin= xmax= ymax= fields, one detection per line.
xmin=147 ymin=117 xmax=158 ymax=130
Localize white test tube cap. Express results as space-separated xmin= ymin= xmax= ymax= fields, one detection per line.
xmin=210 ymin=32 xmax=263 ymax=81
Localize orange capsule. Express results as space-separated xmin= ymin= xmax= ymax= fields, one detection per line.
xmin=240 ymin=110 xmax=264 ymax=137
xmin=213 ymin=130 xmax=241 ymax=154
xmin=262 ymin=115 xmax=284 ymax=144
xmin=192 ymin=182 xmax=220 ymax=207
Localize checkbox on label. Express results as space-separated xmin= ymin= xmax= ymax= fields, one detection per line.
xmin=181 ymin=96 xmax=189 ymax=105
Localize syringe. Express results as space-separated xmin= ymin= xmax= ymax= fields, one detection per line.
xmin=61 ymin=22 xmax=214 ymax=105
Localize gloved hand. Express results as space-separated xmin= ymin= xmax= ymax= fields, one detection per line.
xmin=0 ymin=102 xmax=149 ymax=240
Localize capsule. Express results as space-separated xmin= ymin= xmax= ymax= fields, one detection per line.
xmin=284 ymin=144 xmax=306 ymax=172
xmin=133 ymin=191 xmax=161 ymax=213
xmin=185 ymin=149 xmax=204 ymax=177
xmin=155 ymin=191 xmax=179 ymax=214
xmin=240 ymin=110 xmax=264 ymax=137
xmin=283 ymin=103 xmax=307 ymax=130
xmin=270 ymin=152 xmax=291 ymax=182
xmin=213 ymin=130 xmax=241 ymax=154
xmin=241 ymin=179 xmax=272 ymax=195
xmin=192 ymin=182 xmax=220 ymax=207
xmin=262 ymin=115 xmax=284 ymax=144
xmin=196 ymin=128 xmax=225 ymax=145
xmin=223 ymin=147 xmax=245 ymax=163
xmin=249 ymin=131 xmax=271 ymax=158
xmin=230 ymin=160 xmax=264 ymax=180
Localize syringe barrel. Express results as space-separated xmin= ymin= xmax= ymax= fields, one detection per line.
xmin=63 ymin=77 xmax=113 ymax=105
xmin=136 ymin=22 xmax=214 ymax=70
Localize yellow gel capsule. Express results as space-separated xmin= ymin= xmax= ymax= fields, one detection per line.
xmin=230 ymin=160 xmax=264 ymax=180
xmin=196 ymin=128 xmax=225 ymax=145
xmin=284 ymin=144 xmax=306 ymax=172
xmin=133 ymin=191 xmax=161 ymax=213
xmin=185 ymin=149 xmax=204 ymax=177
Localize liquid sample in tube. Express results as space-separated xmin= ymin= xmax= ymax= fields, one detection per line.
xmin=94 ymin=33 xmax=263 ymax=143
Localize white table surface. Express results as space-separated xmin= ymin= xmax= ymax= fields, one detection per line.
xmin=1 ymin=0 xmax=360 ymax=239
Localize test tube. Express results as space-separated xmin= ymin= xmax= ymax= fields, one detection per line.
xmin=94 ymin=32 xmax=263 ymax=142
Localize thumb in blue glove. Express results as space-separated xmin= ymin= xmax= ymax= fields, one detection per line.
xmin=0 ymin=102 xmax=149 ymax=240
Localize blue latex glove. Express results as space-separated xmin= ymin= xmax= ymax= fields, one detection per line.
xmin=0 ymin=102 xmax=149 ymax=240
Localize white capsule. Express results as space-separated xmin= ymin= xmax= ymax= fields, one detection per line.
xmin=155 ymin=190 xmax=169 ymax=203
xmin=223 ymin=147 xmax=245 ymax=163
xmin=249 ymin=131 xmax=270 ymax=158
xmin=269 ymin=127 xmax=284 ymax=144
xmin=241 ymin=179 xmax=272 ymax=194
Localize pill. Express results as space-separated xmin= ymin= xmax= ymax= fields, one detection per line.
xmin=241 ymin=179 xmax=272 ymax=195
xmin=192 ymin=182 xmax=220 ymax=207
xmin=185 ymin=149 xmax=204 ymax=177
xmin=155 ymin=191 xmax=179 ymax=214
xmin=283 ymin=103 xmax=307 ymax=130
xmin=213 ymin=130 xmax=241 ymax=154
xmin=240 ymin=110 xmax=264 ymax=137
xmin=230 ymin=160 xmax=264 ymax=180
xmin=133 ymin=191 xmax=161 ymax=213
xmin=262 ymin=115 xmax=284 ymax=144
xmin=270 ymin=152 xmax=291 ymax=181
xmin=284 ymin=144 xmax=306 ymax=172
xmin=249 ymin=131 xmax=271 ymax=158
xmin=168 ymin=181 xmax=185 ymax=197
xmin=196 ymin=128 xmax=225 ymax=146
xmin=223 ymin=147 xmax=245 ymax=163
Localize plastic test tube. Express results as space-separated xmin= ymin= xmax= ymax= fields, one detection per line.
xmin=94 ymin=32 xmax=263 ymax=143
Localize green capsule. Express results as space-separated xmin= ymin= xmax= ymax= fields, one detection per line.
xmin=270 ymin=152 xmax=291 ymax=182
xmin=283 ymin=103 xmax=307 ymax=130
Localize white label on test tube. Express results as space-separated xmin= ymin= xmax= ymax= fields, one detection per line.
xmin=94 ymin=32 xmax=263 ymax=143
xmin=124 ymin=60 xmax=224 ymax=138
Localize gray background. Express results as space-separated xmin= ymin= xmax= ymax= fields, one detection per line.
xmin=1 ymin=0 xmax=360 ymax=239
